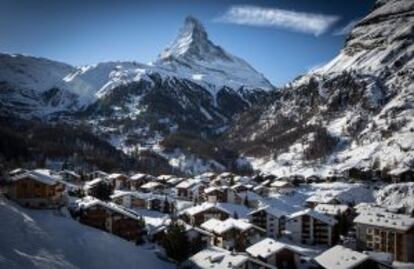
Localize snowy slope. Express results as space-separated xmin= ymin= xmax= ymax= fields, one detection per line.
xmin=0 ymin=53 xmax=75 ymax=92
xmin=227 ymin=0 xmax=414 ymax=176
xmin=0 ymin=198 xmax=174 ymax=269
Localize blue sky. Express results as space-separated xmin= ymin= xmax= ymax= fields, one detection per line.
xmin=0 ymin=0 xmax=375 ymax=86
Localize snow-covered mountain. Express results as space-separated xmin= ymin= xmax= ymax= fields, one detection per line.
xmin=226 ymin=0 xmax=414 ymax=176
xmin=0 ymin=16 xmax=272 ymax=174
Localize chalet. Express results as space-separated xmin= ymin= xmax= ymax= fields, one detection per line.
xmin=246 ymin=238 xmax=303 ymax=269
xmin=181 ymin=202 xmax=231 ymax=226
xmin=150 ymin=219 xmax=213 ymax=255
xmin=354 ymin=211 xmax=414 ymax=262
xmin=390 ymin=168 xmax=414 ymax=183
xmin=165 ymin=177 xmax=185 ymax=187
xmin=249 ymin=206 xmax=288 ymax=238
xmin=204 ymin=186 xmax=227 ymax=203
xmin=315 ymin=245 xmax=392 ymax=269
xmin=305 ymin=194 xmax=339 ymax=208
xmin=253 ymin=179 xmax=272 ymax=197
xmin=231 ymin=183 xmax=248 ymax=193
xmin=139 ymin=181 xmax=164 ymax=193
xmin=229 ymin=190 xmax=262 ymax=208
xmin=7 ymin=169 xmax=65 ymax=208
xmin=84 ymin=177 xmax=111 ymax=195
xmin=110 ymin=191 xmax=148 ymax=209
xmin=184 ymin=246 xmax=275 ymax=269
xmin=286 ymin=209 xmax=337 ymax=246
xmin=59 ymin=170 xmax=81 ymax=183
xmin=76 ymin=196 xmax=144 ymax=242
xmin=128 ymin=173 xmax=150 ymax=190
xmin=176 ymin=179 xmax=201 ymax=201
xmin=108 ymin=173 xmax=129 ymax=190
xmin=156 ymin=174 xmax=174 ymax=184
xmin=200 ymin=218 xmax=264 ymax=251
xmin=270 ymin=181 xmax=294 ymax=194
xmin=87 ymin=170 xmax=108 ymax=180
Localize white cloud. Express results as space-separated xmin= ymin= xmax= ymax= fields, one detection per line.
xmin=214 ymin=5 xmax=340 ymax=36
xmin=333 ymin=18 xmax=361 ymax=36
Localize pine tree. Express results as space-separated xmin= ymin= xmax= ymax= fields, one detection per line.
xmin=244 ymin=194 xmax=249 ymax=207
xmin=162 ymin=220 xmax=189 ymax=263
xmin=163 ymin=196 xmax=170 ymax=214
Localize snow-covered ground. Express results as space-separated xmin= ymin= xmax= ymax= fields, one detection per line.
xmin=0 ymin=198 xmax=174 ymax=269
xmin=263 ymin=182 xmax=376 ymax=214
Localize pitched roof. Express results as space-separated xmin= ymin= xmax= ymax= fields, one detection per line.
xmin=11 ymin=169 xmax=60 ymax=186
xmin=77 ymin=196 xmax=141 ymax=221
xmin=246 ymin=238 xmax=298 ymax=259
xmin=289 ymin=209 xmax=337 ymax=226
xmin=183 ymin=202 xmax=230 ymax=216
xmin=187 ymin=246 xmax=249 ymax=269
xmin=249 ymin=206 xmax=287 ymax=218
xmin=201 ymin=218 xmax=253 ymax=234
xmin=271 ymin=180 xmax=293 ymax=188
xmin=315 ymin=245 xmax=369 ymax=269
xmin=140 ymin=181 xmax=162 ymax=189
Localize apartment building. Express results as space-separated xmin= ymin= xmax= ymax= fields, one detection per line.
xmin=354 ymin=211 xmax=414 ymax=262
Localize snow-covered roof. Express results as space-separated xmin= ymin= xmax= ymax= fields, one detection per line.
xmin=77 ymin=196 xmax=141 ymax=221
xmin=306 ymin=194 xmax=337 ymax=204
xmin=130 ymin=173 xmax=147 ymax=181
xmin=270 ymin=181 xmax=292 ymax=188
xmin=201 ymin=218 xmax=253 ymax=234
xmin=9 ymin=168 xmax=27 ymax=176
xmin=246 ymin=238 xmax=297 ymax=259
xmin=84 ymin=177 xmax=105 ymax=189
xmin=157 ymin=175 xmax=174 ymax=181
xmin=107 ymin=173 xmax=127 ymax=180
xmin=140 ymin=181 xmax=162 ymax=189
xmin=59 ymin=170 xmax=80 ymax=178
xmin=354 ymin=211 xmax=414 ymax=231
xmin=183 ymin=202 xmax=230 ymax=216
xmin=315 ymin=204 xmax=349 ymax=216
xmin=187 ymin=246 xmax=249 ymax=269
xmin=289 ymin=209 xmax=337 ymax=226
xmin=236 ymin=191 xmax=263 ymax=202
xmin=204 ymin=186 xmax=222 ymax=194
xmin=12 ymin=169 xmax=60 ymax=186
xmin=249 ymin=206 xmax=287 ymax=218
xmin=176 ymin=179 xmax=198 ymax=189
xmin=315 ymin=245 xmax=369 ymax=269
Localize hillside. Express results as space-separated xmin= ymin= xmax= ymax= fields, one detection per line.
xmin=225 ymin=0 xmax=414 ymax=176
xmin=0 ymin=198 xmax=174 ymax=269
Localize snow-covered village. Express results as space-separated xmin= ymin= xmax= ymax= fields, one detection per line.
xmin=0 ymin=168 xmax=414 ymax=269
xmin=1 ymin=0 xmax=414 ymax=268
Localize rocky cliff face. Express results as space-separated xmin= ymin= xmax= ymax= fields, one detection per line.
xmin=225 ymin=0 xmax=414 ymax=176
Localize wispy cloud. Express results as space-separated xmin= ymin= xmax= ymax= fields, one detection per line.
xmin=333 ymin=18 xmax=361 ymax=36
xmin=214 ymin=5 xmax=340 ymax=36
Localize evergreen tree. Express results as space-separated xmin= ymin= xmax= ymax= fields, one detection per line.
xmin=243 ymin=194 xmax=249 ymax=207
xmin=162 ymin=220 xmax=189 ymax=263
xmin=163 ymin=196 xmax=171 ymax=214
xmin=233 ymin=211 xmax=239 ymax=219
xmin=91 ymin=181 xmax=113 ymax=201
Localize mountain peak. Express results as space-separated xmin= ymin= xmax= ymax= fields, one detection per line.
xmin=158 ymin=16 xmax=230 ymax=62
